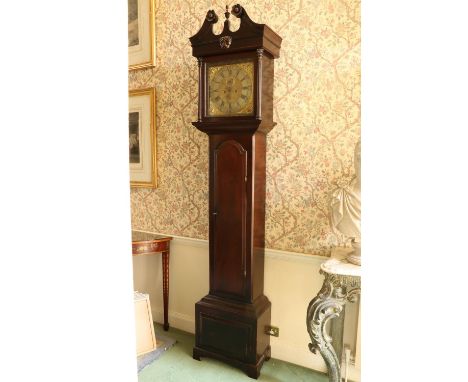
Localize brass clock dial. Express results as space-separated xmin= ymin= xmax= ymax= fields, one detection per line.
xmin=207 ymin=61 xmax=254 ymax=117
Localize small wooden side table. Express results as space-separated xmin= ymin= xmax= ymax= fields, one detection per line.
xmin=132 ymin=230 xmax=173 ymax=331
xmin=306 ymin=248 xmax=361 ymax=382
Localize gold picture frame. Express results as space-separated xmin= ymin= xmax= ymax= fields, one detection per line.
xmin=129 ymin=88 xmax=157 ymax=188
xmin=128 ymin=0 xmax=155 ymax=70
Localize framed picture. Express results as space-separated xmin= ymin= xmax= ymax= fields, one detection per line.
xmin=129 ymin=88 xmax=157 ymax=188
xmin=128 ymin=0 xmax=155 ymax=70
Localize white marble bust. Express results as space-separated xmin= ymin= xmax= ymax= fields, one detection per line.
xmin=330 ymin=140 xmax=361 ymax=265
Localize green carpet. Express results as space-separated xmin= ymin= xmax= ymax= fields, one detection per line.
xmin=138 ymin=323 xmax=328 ymax=382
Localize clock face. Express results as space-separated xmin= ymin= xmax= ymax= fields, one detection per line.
xmin=207 ymin=61 xmax=254 ymax=117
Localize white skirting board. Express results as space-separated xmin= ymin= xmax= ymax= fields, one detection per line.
xmin=151 ymin=309 xmax=194 ymax=333
xmin=132 ymin=231 xmax=361 ymax=381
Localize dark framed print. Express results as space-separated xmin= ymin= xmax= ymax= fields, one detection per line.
xmin=128 ymin=0 xmax=155 ymax=70
xmin=129 ymin=88 xmax=156 ymax=188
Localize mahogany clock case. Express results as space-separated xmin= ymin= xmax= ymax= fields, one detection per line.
xmin=192 ymin=130 xmax=272 ymax=379
xmin=190 ymin=5 xmax=282 ymax=379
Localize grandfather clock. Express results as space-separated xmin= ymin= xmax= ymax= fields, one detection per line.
xmin=190 ymin=4 xmax=281 ymax=379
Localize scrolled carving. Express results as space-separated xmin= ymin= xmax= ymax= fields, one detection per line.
xmin=306 ymin=271 xmax=361 ymax=382
xmin=318 ymin=270 xmax=361 ymax=303
xmin=205 ymin=9 xmax=218 ymax=23
xmin=231 ymin=4 xmax=244 ymax=18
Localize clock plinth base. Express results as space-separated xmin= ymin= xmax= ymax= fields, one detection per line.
xmin=193 ymin=294 xmax=271 ymax=379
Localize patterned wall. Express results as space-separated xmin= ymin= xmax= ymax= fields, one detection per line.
xmin=129 ymin=0 xmax=360 ymax=256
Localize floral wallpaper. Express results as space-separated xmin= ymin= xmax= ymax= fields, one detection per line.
xmin=129 ymin=0 xmax=360 ymax=256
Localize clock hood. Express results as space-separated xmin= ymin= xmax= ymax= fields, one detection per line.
xmin=189 ymin=4 xmax=282 ymax=59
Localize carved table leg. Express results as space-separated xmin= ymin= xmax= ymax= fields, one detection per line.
xmin=162 ymin=250 xmax=170 ymax=331
xmin=306 ymin=271 xmax=360 ymax=382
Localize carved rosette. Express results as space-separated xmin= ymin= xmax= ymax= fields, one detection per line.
xmin=219 ymin=36 xmax=232 ymax=49
xmin=306 ymin=270 xmax=361 ymax=382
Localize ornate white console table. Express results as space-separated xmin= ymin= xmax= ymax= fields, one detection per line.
xmin=306 ymin=248 xmax=361 ymax=382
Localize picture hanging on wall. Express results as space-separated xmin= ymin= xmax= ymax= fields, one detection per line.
xmin=128 ymin=0 xmax=155 ymax=70
xmin=129 ymin=88 xmax=157 ymax=188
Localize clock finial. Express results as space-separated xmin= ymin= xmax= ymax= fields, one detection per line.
xmin=223 ymin=4 xmax=231 ymax=31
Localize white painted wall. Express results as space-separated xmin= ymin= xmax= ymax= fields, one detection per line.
xmin=132 ymin=231 xmax=360 ymax=381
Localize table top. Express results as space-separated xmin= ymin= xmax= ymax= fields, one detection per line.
xmin=132 ymin=230 xmax=173 ymax=243
xmin=321 ymin=247 xmax=361 ymax=277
